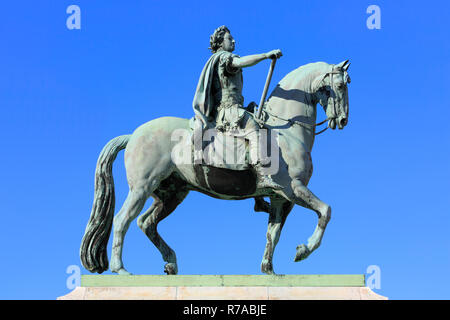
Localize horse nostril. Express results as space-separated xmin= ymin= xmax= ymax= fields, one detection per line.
xmin=340 ymin=118 xmax=348 ymax=127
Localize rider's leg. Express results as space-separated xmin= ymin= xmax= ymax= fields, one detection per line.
xmin=243 ymin=113 xmax=283 ymax=190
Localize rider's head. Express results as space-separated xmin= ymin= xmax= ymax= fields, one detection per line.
xmin=209 ymin=25 xmax=235 ymax=53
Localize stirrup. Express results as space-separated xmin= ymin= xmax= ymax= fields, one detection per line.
xmin=254 ymin=197 xmax=271 ymax=213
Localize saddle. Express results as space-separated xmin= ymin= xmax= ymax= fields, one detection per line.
xmin=189 ymin=117 xmax=252 ymax=171
xmin=187 ymin=117 xmax=260 ymax=196
xmin=186 ymin=105 xmax=276 ymax=196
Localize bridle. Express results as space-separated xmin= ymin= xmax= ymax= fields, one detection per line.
xmin=315 ymin=68 xmax=347 ymax=132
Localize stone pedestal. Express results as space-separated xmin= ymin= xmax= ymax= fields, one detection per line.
xmin=58 ymin=275 xmax=387 ymax=300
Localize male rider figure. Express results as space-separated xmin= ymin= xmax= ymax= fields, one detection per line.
xmin=192 ymin=25 xmax=283 ymax=190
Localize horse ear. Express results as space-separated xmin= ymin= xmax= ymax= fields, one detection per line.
xmin=336 ymin=59 xmax=350 ymax=70
xmin=343 ymin=61 xmax=351 ymax=71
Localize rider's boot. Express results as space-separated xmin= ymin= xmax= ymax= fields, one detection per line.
xmin=247 ymin=130 xmax=283 ymax=191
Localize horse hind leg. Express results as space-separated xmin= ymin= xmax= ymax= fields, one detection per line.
xmin=261 ymin=197 xmax=293 ymax=275
xmin=137 ymin=189 xmax=189 ymax=275
xmin=110 ymin=188 xmax=148 ymax=275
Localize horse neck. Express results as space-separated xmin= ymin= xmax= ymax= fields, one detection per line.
xmin=265 ymin=63 xmax=327 ymax=151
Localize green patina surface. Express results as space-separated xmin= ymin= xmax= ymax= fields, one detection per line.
xmin=81 ymin=274 xmax=365 ymax=287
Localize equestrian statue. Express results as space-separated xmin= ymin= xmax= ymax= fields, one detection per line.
xmin=80 ymin=25 xmax=351 ymax=275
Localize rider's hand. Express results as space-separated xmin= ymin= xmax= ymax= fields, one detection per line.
xmin=266 ymin=49 xmax=282 ymax=59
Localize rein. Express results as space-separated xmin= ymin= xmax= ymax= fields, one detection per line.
xmin=263 ymin=109 xmax=329 ymax=135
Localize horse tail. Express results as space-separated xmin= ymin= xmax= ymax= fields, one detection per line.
xmin=80 ymin=134 xmax=131 ymax=273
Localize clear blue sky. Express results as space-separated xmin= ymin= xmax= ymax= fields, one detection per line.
xmin=0 ymin=0 xmax=449 ymax=300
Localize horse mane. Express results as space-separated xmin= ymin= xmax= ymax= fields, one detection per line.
xmin=275 ymin=61 xmax=331 ymax=92
xmin=264 ymin=61 xmax=331 ymax=111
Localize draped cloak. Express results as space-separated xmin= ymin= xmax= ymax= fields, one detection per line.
xmin=192 ymin=51 xmax=229 ymax=126
xmin=192 ymin=52 xmax=228 ymax=163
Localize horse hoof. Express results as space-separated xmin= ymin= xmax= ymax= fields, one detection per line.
xmin=261 ymin=261 xmax=275 ymax=275
xmin=116 ymin=268 xmax=132 ymax=275
xmin=164 ymin=263 xmax=178 ymax=275
xmin=294 ymin=244 xmax=310 ymax=262
xmin=263 ymin=269 xmax=276 ymax=275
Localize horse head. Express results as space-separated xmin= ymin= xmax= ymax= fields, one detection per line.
xmin=313 ymin=60 xmax=351 ymax=130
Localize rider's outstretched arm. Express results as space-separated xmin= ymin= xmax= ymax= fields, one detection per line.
xmin=232 ymin=49 xmax=282 ymax=68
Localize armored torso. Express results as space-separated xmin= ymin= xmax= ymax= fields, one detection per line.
xmin=212 ymin=52 xmax=244 ymax=107
xmin=212 ymin=51 xmax=245 ymax=131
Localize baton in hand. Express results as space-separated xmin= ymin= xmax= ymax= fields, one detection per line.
xmin=256 ymin=58 xmax=277 ymax=120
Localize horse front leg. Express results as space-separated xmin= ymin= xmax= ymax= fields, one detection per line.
xmin=260 ymin=197 xmax=293 ymax=275
xmin=290 ymin=179 xmax=331 ymax=262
